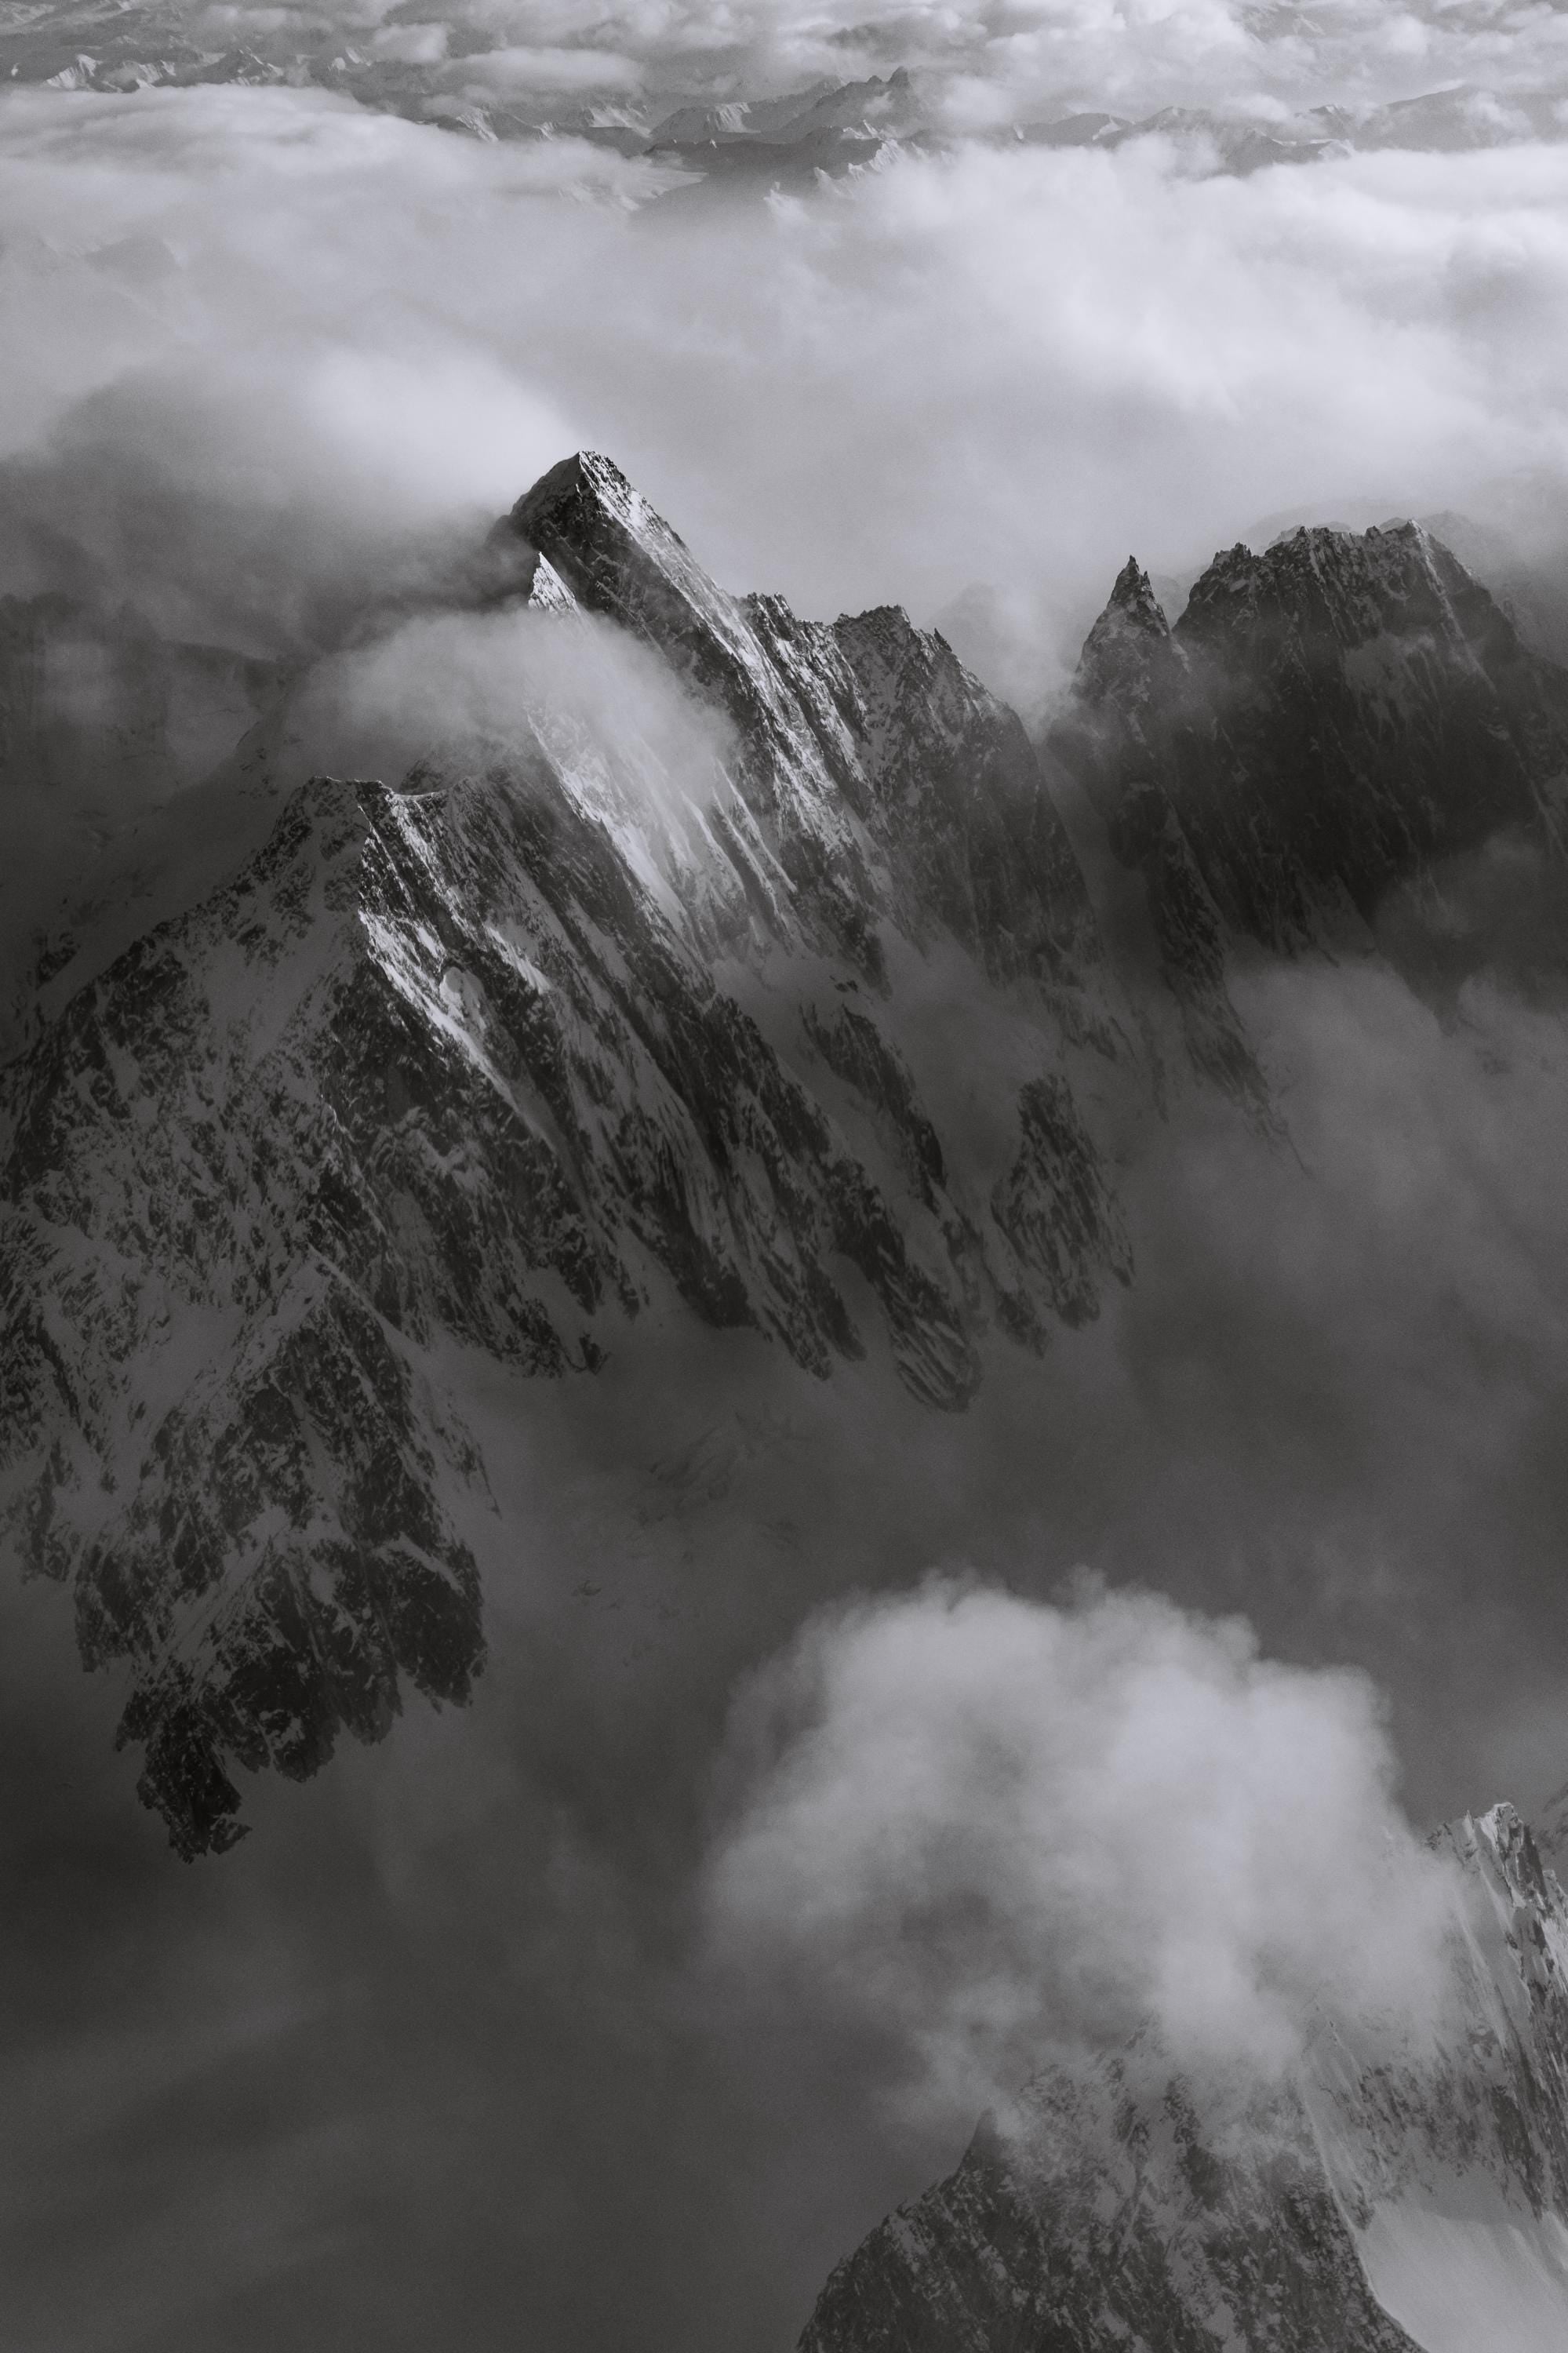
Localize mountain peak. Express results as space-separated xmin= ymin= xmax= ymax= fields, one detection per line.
xmin=1438 ymin=1799 xmax=1559 ymax=1915
xmin=1176 ymin=515 xmax=1514 ymax=662
xmin=510 ymin=449 xmax=648 ymax=545
xmin=501 ymin=448 xmax=759 ymax=707
xmin=1070 ymin=558 xmax=1173 ymax=711
xmin=506 ymin=449 xmax=700 ymax=599
xmin=1058 ymin=500 xmax=1568 ymax=972
xmin=1107 ymin=556 xmax=1166 ymax=627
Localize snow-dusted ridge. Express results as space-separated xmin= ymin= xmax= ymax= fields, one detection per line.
xmin=0 ymin=451 xmax=1133 ymax=1856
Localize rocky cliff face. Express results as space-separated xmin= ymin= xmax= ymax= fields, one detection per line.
xmin=0 ymin=452 xmax=1133 ymax=1857
xmin=1049 ymin=522 xmax=1568 ymax=1073
xmin=803 ymin=2060 xmax=1424 ymax=2353
xmin=507 ymin=455 xmax=1106 ymax=1018
xmin=800 ymin=1806 xmax=1568 ymax=2353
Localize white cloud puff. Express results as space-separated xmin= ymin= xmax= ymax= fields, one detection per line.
xmin=368 ymin=21 xmax=451 ymax=61
xmin=452 ymin=45 xmax=647 ymax=93
xmin=703 ymin=1580 xmax=1456 ymax=2122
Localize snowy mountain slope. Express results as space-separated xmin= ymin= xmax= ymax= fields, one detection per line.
xmin=801 ymin=1806 xmax=1568 ymax=2353
xmin=0 ymin=453 xmax=1134 ymax=1856
xmin=803 ymin=2063 xmax=1424 ymax=2353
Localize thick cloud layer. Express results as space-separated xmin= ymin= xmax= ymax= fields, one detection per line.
xmin=5 ymin=85 xmax=1568 ymax=700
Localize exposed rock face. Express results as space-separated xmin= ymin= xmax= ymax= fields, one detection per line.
xmin=1050 ymin=523 xmax=1568 ymax=1078
xmin=803 ymin=2068 xmax=1422 ymax=2353
xmin=508 ymin=454 xmax=1104 ymax=1018
xmin=800 ymin=1805 xmax=1568 ymax=2353
xmin=0 ymin=453 xmax=1132 ymax=1855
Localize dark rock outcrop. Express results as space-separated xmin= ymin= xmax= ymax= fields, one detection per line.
xmin=1050 ymin=522 xmax=1568 ymax=1071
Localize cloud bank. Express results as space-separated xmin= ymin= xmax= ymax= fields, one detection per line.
xmin=5 ymin=84 xmax=1568 ymax=703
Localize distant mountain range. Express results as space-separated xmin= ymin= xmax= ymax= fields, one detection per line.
xmin=3 ymin=5 xmax=1566 ymax=193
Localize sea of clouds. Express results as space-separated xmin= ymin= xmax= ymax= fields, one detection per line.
xmin=5 ymin=56 xmax=1568 ymax=696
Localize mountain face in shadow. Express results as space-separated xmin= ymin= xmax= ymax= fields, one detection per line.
xmin=1057 ymin=522 xmax=1568 ymax=945
xmin=1047 ymin=518 xmax=1568 ymax=1076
